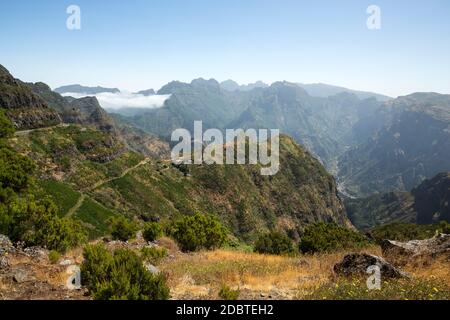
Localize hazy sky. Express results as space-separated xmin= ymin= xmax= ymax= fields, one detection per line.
xmin=1 ymin=0 xmax=449 ymax=97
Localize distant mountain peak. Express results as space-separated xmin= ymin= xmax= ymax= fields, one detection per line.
xmin=135 ymin=89 xmax=156 ymax=96
xmin=296 ymin=83 xmax=391 ymax=102
xmin=220 ymin=80 xmax=268 ymax=92
xmin=191 ymin=78 xmax=220 ymax=87
xmin=54 ymin=84 xmax=121 ymax=95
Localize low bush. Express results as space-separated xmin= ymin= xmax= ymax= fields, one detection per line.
xmin=140 ymin=246 xmax=168 ymax=265
xmin=81 ymin=244 xmax=170 ymax=300
xmin=143 ymin=222 xmax=163 ymax=242
xmin=48 ymin=250 xmax=61 ymax=264
xmin=299 ymin=223 xmax=370 ymax=254
xmin=170 ymin=213 xmax=227 ymax=252
xmin=254 ymin=231 xmax=296 ymax=255
xmin=109 ymin=216 xmax=137 ymax=241
xmin=218 ymin=284 xmax=240 ymax=300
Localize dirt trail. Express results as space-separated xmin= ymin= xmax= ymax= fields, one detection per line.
xmin=14 ymin=124 xmax=68 ymax=136
xmin=66 ymin=194 xmax=86 ymax=218
xmin=89 ymin=158 xmax=150 ymax=191
xmin=65 ymin=158 xmax=150 ymax=217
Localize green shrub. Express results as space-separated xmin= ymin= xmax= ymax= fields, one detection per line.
xmin=299 ymin=223 xmax=369 ymax=254
xmin=218 ymin=284 xmax=240 ymax=300
xmin=48 ymin=250 xmax=61 ymax=264
xmin=171 ymin=213 xmax=227 ymax=252
xmin=109 ymin=216 xmax=137 ymax=241
xmin=0 ymin=197 xmax=87 ymax=253
xmin=0 ymin=145 xmax=35 ymax=193
xmin=370 ymin=222 xmax=450 ymax=242
xmin=0 ymin=110 xmax=14 ymax=139
xmin=140 ymin=246 xmax=168 ymax=265
xmin=81 ymin=244 xmax=170 ymax=300
xmin=0 ymin=114 xmax=85 ymax=253
xmin=254 ymin=231 xmax=296 ymax=255
xmin=143 ymin=222 xmax=163 ymax=242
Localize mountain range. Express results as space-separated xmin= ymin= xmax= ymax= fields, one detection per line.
xmin=3 ymin=64 xmax=450 ymax=234
xmin=56 ymin=77 xmax=450 ymax=203
xmin=1 ymin=65 xmax=351 ymax=241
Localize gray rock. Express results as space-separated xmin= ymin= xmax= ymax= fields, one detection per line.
xmin=0 ymin=256 xmax=10 ymax=270
xmin=13 ymin=269 xmax=29 ymax=283
xmin=0 ymin=234 xmax=13 ymax=252
xmin=144 ymin=263 xmax=159 ymax=274
xmin=381 ymin=234 xmax=450 ymax=258
xmin=23 ymin=246 xmax=48 ymax=261
xmin=334 ymin=253 xmax=408 ymax=279
xmin=59 ymin=259 xmax=73 ymax=266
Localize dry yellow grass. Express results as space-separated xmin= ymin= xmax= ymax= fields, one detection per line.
xmin=403 ymin=256 xmax=450 ymax=285
xmin=160 ymin=246 xmax=384 ymax=299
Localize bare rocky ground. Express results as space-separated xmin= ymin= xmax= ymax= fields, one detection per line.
xmin=0 ymin=235 xmax=88 ymax=300
xmin=0 ymin=232 xmax=166 ymax=300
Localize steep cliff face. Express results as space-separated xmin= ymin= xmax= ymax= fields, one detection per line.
xmin=0 ymin=65 xmax=61 ymax=130
xmin=338 ymin=93 xmax=450 ymax=197
xmin=413 ymin=172 xmax=450 ymax=224
xmin=65 ymin=96 xmax=116 ymax=132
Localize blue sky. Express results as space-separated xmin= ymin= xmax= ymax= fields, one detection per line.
xmin=0 ymin=0 xmax=449 ymax=97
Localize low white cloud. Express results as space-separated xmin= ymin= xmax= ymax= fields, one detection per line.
xmin=61 ymin=91 xmax=170 ymax=110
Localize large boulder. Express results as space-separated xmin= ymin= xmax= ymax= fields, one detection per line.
xmin=334 ymin=253 xmax=408 ymax=278
xmin=381 ymin=234 xmax=450 ymax=258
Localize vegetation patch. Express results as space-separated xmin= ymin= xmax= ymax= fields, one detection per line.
xmin=140 ymin=247 xmax=168 ymax=265
xmin=81 ymin=244 xmax=170 ymax=300
xmin=37 ymin=180 xmax=81 ymax=216
xmin=299 ymin=223 xmax=370 ymax=254
xmin=109 ymin=216 xmax=137 ymax=241
xmin=74 ymin=197 xmax=118 ymax=238
xmin=370 ymin=222 xmax=450 ymax=242
xmin=218 ymin=284 xmax=240 ymax=300
xmin=143 ymin=222 xmax=163 ymax=242
xmin=305 ymin=277 xmax=450 ymax=300
xmin=170 ymin=213 xmax=228 ymax=252
xmin=254 ymin=231 xmax=296 ymax=255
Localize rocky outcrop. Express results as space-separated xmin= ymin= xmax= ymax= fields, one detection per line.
xmin=0 ymin=65 xmax=61 ymax=130
xmin=28 ymin=81 xmax=117 ymax=133
xmin=65 ymin=96 xmax=116 ymax=132
xmin=381 ymin=234 xmax=450 ymax=259
xmin=0 ymin=234 xmax=87 ymax=300
xmin=334 ymin=253 xmax=408 ymax=278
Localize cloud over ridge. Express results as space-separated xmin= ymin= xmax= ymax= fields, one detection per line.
xmin=61 ymin=91 xmax=170 ymax=110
